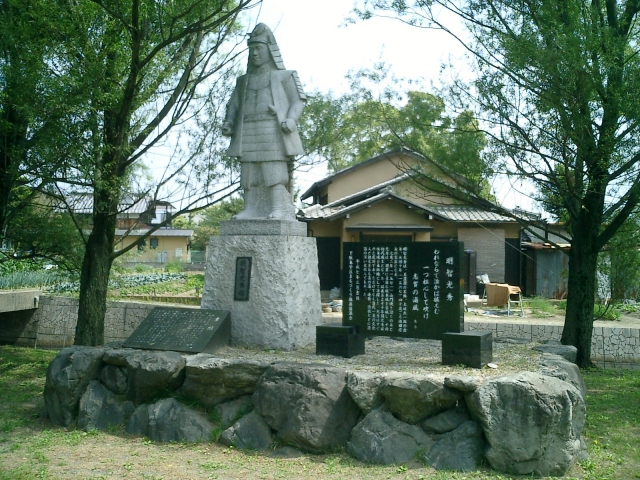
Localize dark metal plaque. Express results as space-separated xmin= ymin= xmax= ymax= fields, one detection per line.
xmin=234 ymin=257 xmax=252 ymax=301
xmin=342 ymin=242 xmax=464 ymax=340
xmin=123 ymin=307 xmax=230 ymax=354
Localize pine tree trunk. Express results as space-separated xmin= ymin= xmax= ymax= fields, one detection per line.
xmin=74 ymin=210 xmax=116 ymax=346
xmin=561 ymin=235 xmax=599 ymax=368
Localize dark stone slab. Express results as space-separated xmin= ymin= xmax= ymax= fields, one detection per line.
xmin=316 ymin=324 xmax=365 ymax=358
xmin=442 ymin=331 xmax=492 ymax=369
xmin=123 ymin=307 xmax=230 ymax=354
xmin=342 ymin=242 xmax=464 ymax=340
xmin=234 ymin=257 xmax=252 ymax=301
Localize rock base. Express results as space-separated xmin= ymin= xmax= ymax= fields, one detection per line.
xmin=43 ymin=345 xmax=587 ymax=476
xmin=201 ymin=227 xmax=322 ymax=350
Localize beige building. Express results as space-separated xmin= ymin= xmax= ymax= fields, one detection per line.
xmin=115 ymin=229 xmax=193 ymax=263
xmin=299 ymin=150 xmax=522 ymax=293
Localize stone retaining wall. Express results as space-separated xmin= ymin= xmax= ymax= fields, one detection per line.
xmin=44 ymin=346 xmax=587 ymax=476
xmin=466 ymin=319 xmax=640 ymax=369
xmin=0 ymin=295 xmax=189 ymax=348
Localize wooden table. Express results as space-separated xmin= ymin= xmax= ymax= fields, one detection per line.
xmin=483 ymin=283 xmax=524 ymax=316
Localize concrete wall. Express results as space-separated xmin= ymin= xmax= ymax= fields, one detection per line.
xmin=466 ymin=319 xmax=640 ymax=369
xmin=0 ymin=295 xmax=184 ymax=349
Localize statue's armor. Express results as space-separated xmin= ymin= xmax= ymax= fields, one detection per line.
xmin=241 ymin=72 xmax=286 ymax=162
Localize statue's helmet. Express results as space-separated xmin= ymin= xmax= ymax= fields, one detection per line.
xmin=247 ymin=23 xmax=285 ymax=70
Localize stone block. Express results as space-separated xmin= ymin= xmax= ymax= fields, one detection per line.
xmin=316 ymin=324 xmax=365 ymax=358
xmin=442 ymin=331 xmax=492 ymax=369
xmin=201 ymin=233 xmax=322 ymax=350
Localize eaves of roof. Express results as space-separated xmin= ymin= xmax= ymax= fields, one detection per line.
xmin=300 ymin=189 xmax=521 ymax=225
xmin=299 ymin=190 xmax=449 ymax=222
xmin=521 ymin=241 xmax=571 ymax=250
xmin=426 ymin=205 xmax=517 ymax=223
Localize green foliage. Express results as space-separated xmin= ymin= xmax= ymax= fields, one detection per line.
xmin=164 ymin=259 xmax=184 ymax=274
xmin=0 ymin=346 xmax=56 ymax=435
xmin=582 ymin=369 xmax=640 ymax=480
xmin=191 ymin=198 xmax=243 ymax=251
xmin=617 ymin=303 xmax=640 ymax=314
xmin=0 ymin=258 xmax=72 ymax=290
xmin=594 ymin=304 xmax=621 ymax=321
xmin=0 ymin=270 xmax=66 ymax=290
xmin=3 ymin=191 xmax=85 ymax=273
xmin=49 ymin=272 xmax=186 ymax=294
xmin=300 ymin=84 xmax=489 ymax=187
xmin=0 ymin=0 xmax=81 ymax=238
xmin=525 ymin=296 xmax=559 ymax=317
xmin=185 ymin=274 xmax=205 ymax=291
xmin=599 ymin=214 xmax=640 ymax=301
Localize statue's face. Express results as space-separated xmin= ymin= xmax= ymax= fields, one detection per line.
xmin=249 ymin=43 xmax=270 ymax=69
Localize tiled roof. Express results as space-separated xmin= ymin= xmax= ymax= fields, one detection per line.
xmin=300 ymin=189 xmax=443 ymax=222
xmin=426 ymin=206 xmax=516 ymax=223
xmin=300 ymin=192 xmax=517 ymax=224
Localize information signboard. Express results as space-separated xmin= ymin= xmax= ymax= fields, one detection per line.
xmin=123 ymin=307 xmax=230 ymax=354
xmin=342 ymin=242 xmax=464 ymax=340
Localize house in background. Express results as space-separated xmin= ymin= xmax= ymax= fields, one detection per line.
xmin=298 ymin=149 xmax=540 ymax=296
xmin=114 ymin=228 xmax=193 ymax=264
xmin=56 ymin=194 xmax=194 ymax=264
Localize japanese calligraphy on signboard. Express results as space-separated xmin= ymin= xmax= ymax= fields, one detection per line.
xmin=342 ymin=242 xmax=464 ymax=340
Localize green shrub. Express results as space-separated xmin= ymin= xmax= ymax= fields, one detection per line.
xmin=0 ymin=270 xmax=68 ymax=290
xmin=134 ymin=263 xmax=153 ymax=273
xmin=525 ymin=296 xmax=558 ymax=316
xmin=164 ymin=259 xmax=184 ymax=273
xmin=185 ymin=274 xmax=204 ymax=291
xmin=594 ymin=303 xmax=621 ymax=321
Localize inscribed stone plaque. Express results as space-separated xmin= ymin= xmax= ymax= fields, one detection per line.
xmin=123 ymin=307 xmax=230 ymax=354
xmin=342 ymin=242 xmax=464 ymax=340
xmin=234 ymin=257 xmax=252 ymax=301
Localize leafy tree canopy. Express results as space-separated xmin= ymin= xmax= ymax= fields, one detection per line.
xmin=188 ymin=197 xmax=243 ymax=251
xmin=299 ymin=74 xmax=488 ymax=188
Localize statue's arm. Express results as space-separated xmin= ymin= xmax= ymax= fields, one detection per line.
xmin=282 ymin=71 xmax=305 ymax=132
xmin=222 ymin=85 xmax=240 ymax=137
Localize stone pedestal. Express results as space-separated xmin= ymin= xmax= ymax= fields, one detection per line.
xmin=316 ymin=324 xmax=365 ymax=358
xmin=442 ymin=331 xmax=493 ymax=369
xmin=201 ymin=220 xmax=322 ymax=350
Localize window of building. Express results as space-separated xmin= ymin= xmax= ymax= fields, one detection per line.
xmin=137 ymin=238 xmax=146 ymax=251
xmin=150 ymin=238 xmax=159 ymax=249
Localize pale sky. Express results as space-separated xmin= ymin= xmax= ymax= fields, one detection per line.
xmin=247 ymin=0 xmax=466 ymax=95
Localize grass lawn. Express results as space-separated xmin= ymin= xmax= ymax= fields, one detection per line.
xmin=0 ymin=345 xmax=638 ymax=479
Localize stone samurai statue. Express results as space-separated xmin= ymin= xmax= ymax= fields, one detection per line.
xmin=222 ymin=23 xmax=306 ymax=221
